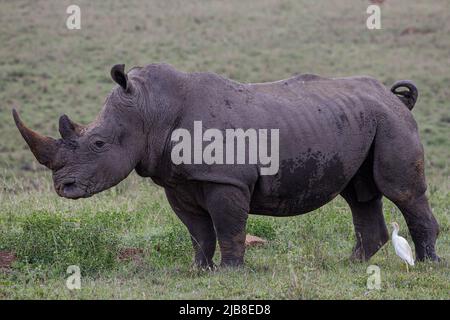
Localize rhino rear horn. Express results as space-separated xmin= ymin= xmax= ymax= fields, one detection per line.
xmin=59 ymin=114 xmax=84 ymax=139
xmin=12 ymin=108 xmax=59 ymax=169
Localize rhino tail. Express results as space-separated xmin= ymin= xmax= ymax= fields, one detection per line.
xmin=390 ymin=80 xmax=418 ymax=110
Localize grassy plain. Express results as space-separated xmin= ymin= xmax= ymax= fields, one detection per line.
xmin=0 ymin=0 xmax=449 ymax=299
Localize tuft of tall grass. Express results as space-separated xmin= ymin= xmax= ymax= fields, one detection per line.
xmin=0 ymin=211 xmax=120 ymax=274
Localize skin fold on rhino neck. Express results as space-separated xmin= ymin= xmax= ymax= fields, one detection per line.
xmin=133 ymin=66 xmax=187 ymax=181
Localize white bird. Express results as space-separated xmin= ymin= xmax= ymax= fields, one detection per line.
xmin=391 ymin=222 xmax=414 ymax=272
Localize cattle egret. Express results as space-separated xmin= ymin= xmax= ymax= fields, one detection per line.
xmin=391 ymin=222 xmax=414 ymax=272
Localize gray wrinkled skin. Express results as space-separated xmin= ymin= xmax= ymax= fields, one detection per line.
xmin=13 ymin=63 xmax=440 ymax=268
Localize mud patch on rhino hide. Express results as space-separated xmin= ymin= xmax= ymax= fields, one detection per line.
xmin=275 ymin=151 xmax=347 ymax=210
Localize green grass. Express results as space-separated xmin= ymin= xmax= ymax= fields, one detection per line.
xmin=0 ymin=0 xmax=449 ymax=299
xmin=0 ymin=177 xmax=448 ymax=299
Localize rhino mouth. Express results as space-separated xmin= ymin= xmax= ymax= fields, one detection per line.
xmin=57 ymin=178 xmax=91 ymax=199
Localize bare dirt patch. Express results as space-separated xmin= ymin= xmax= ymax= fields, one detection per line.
xmin=400 ymin=27 xmax=434 ymax=36
xmin=245 ymin=234 xmax=267 ymax=247
xmin=0 ymin=251 xmax=16 ymax=271
xmin=118 ymin=248 xmax=145 ymax=264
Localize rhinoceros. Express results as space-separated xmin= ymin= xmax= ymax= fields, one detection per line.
xmin=13 ymin=63 xmax=440 ymax=267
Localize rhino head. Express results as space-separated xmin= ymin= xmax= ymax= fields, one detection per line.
xmin=13 ymin=64 xmax=152 ymax=199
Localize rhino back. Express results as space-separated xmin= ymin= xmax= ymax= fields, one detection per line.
xmin=162 ymin=72 xmax=392 ymax=215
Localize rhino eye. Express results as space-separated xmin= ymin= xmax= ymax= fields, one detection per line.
xmin=89 ymin=136 xmax=109 ymax=152
xmin=94 ymin=140 xmax=105 ymax=148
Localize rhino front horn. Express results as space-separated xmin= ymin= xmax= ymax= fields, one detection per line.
xmin=12 ymin=108 xmax=59 ymax=170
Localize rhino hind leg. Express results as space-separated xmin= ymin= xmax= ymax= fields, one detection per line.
xmin=374 ymin=173 xmax=440 ymax=261
xmin=373 ymin=117 xmax=440 ymax=261
xmin=341 ymin=183 xmax=388 ymax=262
xmin=392 ymin=193 xmax=440 ymax=261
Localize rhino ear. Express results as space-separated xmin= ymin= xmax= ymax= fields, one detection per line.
xmin=111 ymin=64 xmax=130 ymax=92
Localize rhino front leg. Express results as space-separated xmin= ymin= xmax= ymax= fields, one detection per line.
xmin=184 ymin=214 xmax=217 ymax=268
xmin=203 ymin=183 xmax=250 ymax=267
xmin=165 ymin=188 xmax=217 ymax=268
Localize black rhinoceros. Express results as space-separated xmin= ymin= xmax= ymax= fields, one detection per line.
xmin=13 ymin=63 xmax=440 ymax=267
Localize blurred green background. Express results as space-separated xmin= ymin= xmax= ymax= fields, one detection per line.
xmin=1 ymin=0 xmax=449 ymax=182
